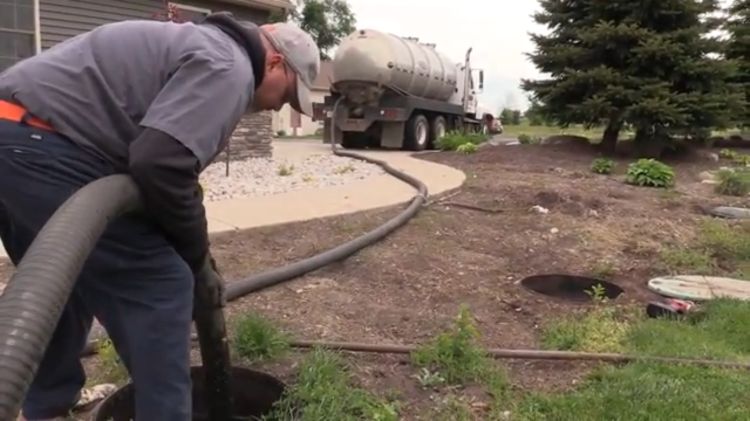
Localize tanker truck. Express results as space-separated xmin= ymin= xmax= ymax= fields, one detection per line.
xmin=312 ymin=29 xmax=499 ymax=151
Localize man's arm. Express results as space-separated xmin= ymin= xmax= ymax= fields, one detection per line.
xmin=129 ymin=128 xmax=208 ymax=273
xmin=132 ymin=45 xmax=253 ymax=271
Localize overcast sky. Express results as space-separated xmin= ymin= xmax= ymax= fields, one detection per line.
xmin=341 ymin=0 xmax=734 ymax=113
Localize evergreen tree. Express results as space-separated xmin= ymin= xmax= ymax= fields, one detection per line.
xmin=523 ymin=0 xmax=742 ymax=156
xmin=726 ymin=0 xmax=750 ymax=128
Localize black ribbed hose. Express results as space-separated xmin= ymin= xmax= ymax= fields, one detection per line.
xmin=0 ymin=97 xmax=432 ymax=416
xmin=0 ymin=175 xmax=141 ymax=419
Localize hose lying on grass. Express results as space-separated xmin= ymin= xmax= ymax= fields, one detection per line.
xmin=289 ymin=340 xmax=750 ymax=370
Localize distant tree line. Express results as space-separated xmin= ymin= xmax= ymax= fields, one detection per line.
xmin=522 ymin=0 xmax=750 ymax=157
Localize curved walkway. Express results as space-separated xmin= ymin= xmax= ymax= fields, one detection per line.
xmin=0 ymin=140 xmax=466 ymax=257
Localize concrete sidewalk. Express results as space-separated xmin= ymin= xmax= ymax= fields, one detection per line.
xmin=0 ymin=140 xmax=465 ymax=258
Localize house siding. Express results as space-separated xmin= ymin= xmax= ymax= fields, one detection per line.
xmin=39 ymin=0 xmax=275 ymax=160
xmin=40 ymin=0 xmax=270 ymax=50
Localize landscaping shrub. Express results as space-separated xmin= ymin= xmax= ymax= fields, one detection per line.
xmin=436 ymin=131 xmax=488 ymax=151
xmin=456 ymin=143 xmax=478 ymax=154
xmin=715 ymin=168 xmax=750 ymax=196
xmin=590 ymin=158 xmax=615 ymax=174
xmin=518 ymin=133 xmax=542 ymax=145
xmin=625 ymin=159 xmax=675 ymax=188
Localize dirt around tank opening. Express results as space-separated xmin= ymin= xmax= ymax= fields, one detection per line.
xmin=521 ymin=274 xmax=624 ymax=302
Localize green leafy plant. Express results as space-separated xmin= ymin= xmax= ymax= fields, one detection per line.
xmin=715 ymin=168 xmax=750 ymax=197
xmin=437 ymin=131 xmax=488 ymax=151
xmin=591 ymin=158 xmax=615 ymax=174
xmin=518 ymin=133 xmax=541 ymax=145
xmin=625 ymin=159 xmax=675 ymax=188
xmin=585 ymin=283 xmax=608 ymax=304
xmin=456 ymin=143 xmax=478 ymax=154
xmin=412 ymin=306 xmax=506 ymax=389
xmin=232 ymin=313 xmax=291 ymax=363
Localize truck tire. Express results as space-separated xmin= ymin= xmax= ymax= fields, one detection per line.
xmin=430 ymin=115 xmax=447 ymax=149
xmin=405 ymin=114 xmax=429 ymax=151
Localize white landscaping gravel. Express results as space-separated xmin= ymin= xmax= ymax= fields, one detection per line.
xmin=199 ymin=153 xmax=384 ymax=202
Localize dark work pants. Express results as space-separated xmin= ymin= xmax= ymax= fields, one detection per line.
xmin=0 ymin=120 xmax=193 ymax=420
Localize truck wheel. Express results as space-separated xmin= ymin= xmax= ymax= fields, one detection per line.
xmin=430 ymin=116 xmax=447 ymax=149
xmin=405 ymin=114 xmax=429 ymax=151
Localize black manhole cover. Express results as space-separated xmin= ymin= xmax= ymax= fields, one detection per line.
xmin=521 ymin=274 xmax=623 ymax=302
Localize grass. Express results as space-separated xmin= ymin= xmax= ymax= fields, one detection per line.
xmin=659 ymin=219 xmax=750 ymax=276
xmin=232 ymin=313 xmax=291 ymax=363
xmin=411 ymin=306 xmax=510 ymax=419
xmin=501 ymin=123 xmax=606 ymax=141
xmin=531 ymin=296 xmax=750 ymax=420
xmin=540 ymin=304 xmax=632 ymax=353
xmin=517 ymin=362 xmax=750 ymax=420
xmin=263 ymin=348 xmax=399 ymax=421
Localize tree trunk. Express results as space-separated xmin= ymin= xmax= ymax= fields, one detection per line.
xmin=600 ymin=120 xmax=622 ymax=155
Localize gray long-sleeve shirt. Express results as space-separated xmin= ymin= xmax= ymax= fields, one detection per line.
xmin=0 ymin=19 xmax=255 ymax=170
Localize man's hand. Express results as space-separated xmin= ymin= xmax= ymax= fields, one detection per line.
xmin=193 ymin=254 xmax=227 ymax=319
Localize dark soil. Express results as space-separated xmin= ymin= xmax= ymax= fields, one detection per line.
xmin=1 ymin=142 xmax=748 ymax=419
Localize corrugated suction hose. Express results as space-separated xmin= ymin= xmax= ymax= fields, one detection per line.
xmin=0 ymin=175 xmax=141 ymax=419
xmin=0 ymin=97 xmax=431 ymax=417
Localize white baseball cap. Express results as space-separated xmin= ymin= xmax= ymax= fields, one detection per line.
xmin=261 ymin=22 xmax=320 ymax=116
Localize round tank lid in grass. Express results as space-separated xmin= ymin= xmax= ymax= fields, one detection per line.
xmin=521 ymin=274 xmax=623 ymax=302
xmin=648 ymin=275 xmax=750 ymax=301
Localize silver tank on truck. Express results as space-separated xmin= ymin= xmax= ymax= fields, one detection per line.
xmin=331 ymin=29 xmax=460 ymax=106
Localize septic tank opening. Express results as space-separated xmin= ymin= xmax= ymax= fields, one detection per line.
xmin=520 ymin=274 xmax=623 ymax=302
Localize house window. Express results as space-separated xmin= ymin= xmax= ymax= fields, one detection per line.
xmin=168 ymin=3 xmax=211 ymax=23
xmin=0 ymin=0 xmax=36 ymax=71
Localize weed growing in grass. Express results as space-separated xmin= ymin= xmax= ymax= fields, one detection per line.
xmin=412 ymin=306 xmax=502 ymax=386
xmin=264 ymin=348 xmax=399 ymax=421
xmin=232 ymin=313 xmax=291 ymax=363
xmin=411 ymin=305 xmax=510 ymax=417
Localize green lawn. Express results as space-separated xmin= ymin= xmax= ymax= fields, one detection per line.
xmin=523 ymin=219 xmax=750 ymax=420
xmin=501 ymin=123 xmax=606 ymax=141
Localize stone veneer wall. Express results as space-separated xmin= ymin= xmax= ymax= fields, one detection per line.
xmin=219 ymin=111 xmax=274 ymax=162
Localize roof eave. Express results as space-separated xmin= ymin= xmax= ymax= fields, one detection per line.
xmin=214 ymin=0 xmax=295 ymax=12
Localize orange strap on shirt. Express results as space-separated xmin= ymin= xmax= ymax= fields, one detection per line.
xmin=0 ymin=100 xmax=55 ymax=132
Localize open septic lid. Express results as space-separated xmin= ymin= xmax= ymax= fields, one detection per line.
xmin=648 ymin=275 xmax=750 ymax=301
